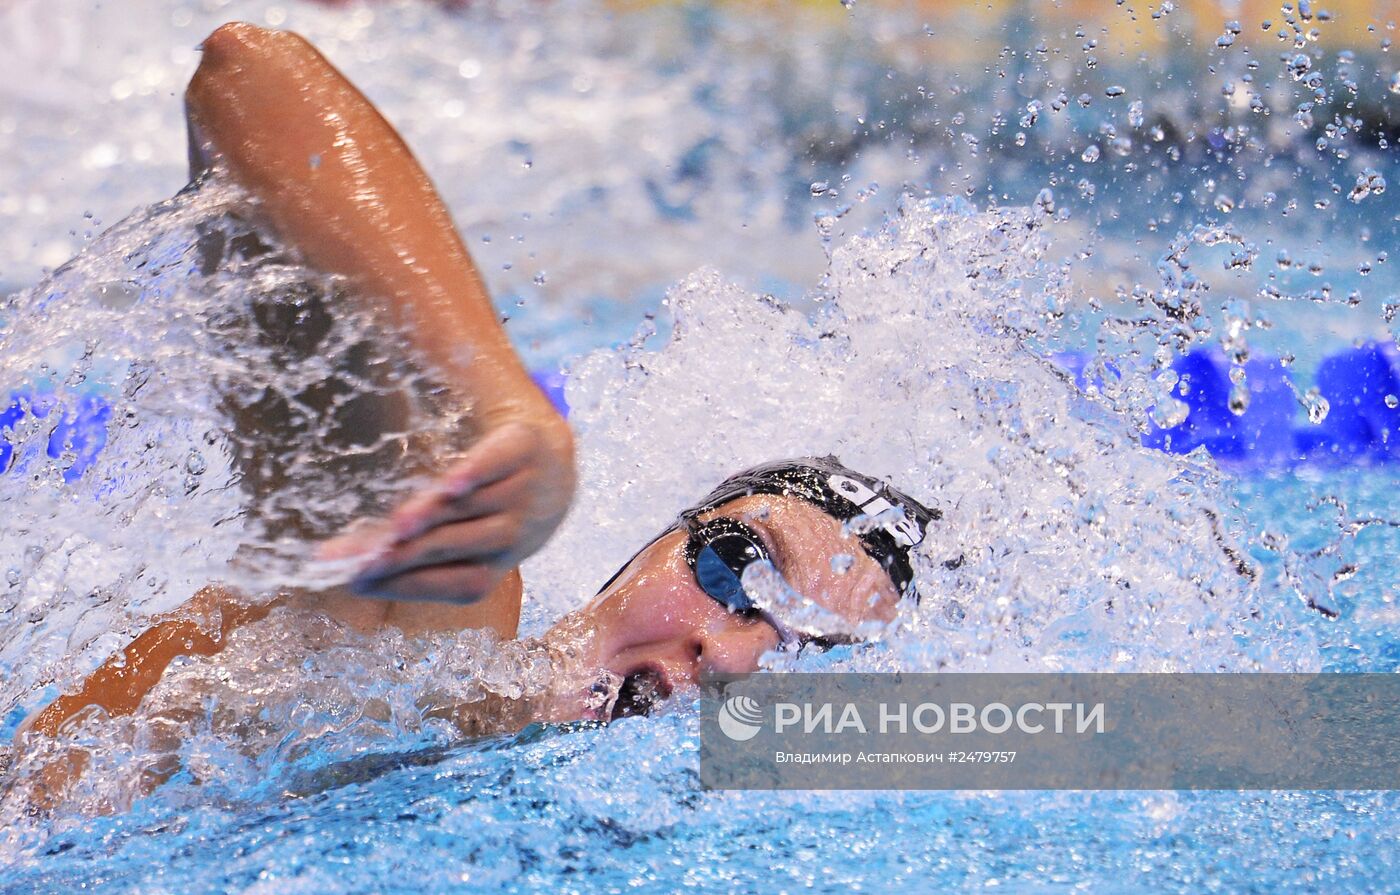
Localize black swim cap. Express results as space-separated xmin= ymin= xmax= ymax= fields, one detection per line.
xmin=679 ymin=456 xmax=939 ymax=599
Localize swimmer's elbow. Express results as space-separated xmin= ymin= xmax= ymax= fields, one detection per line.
xmin=187 ymin=22 xmax=322 ymax=105
xmin=196 ymin=21 xmax=310 ymax=68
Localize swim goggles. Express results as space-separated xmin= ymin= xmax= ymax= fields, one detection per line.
xmin=681 ymin=514 xmax=843 ymax=650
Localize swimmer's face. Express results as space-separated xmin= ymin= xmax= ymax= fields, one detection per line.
xmin=561 ymin=494 xmax=901 ymax=720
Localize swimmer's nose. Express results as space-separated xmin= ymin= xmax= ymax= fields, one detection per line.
xmin=592 ymin=585 xmax=780 ymax=679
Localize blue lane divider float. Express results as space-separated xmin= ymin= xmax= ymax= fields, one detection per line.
xmin=0 ymin=390 xmax=111 ymax=482
xmin=530 ymin=369 xmax=569 ymax=417
xmin=4 ymin=346 xmax=1396 ymax=483
xmin=1100 ymin=341 xmax=1396 ymax=465
xmin=1138 ymin=353 xmax=1299 ymax=464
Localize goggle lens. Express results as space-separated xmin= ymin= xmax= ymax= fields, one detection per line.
xmin=682 ymin=515 xmax=845 ymax=651
xmin=692 ymin=531 xmax=766 ymax=613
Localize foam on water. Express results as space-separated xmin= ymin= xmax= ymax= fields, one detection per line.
xmin=0 ymin=180 xmax=481 ymax=720
xmin=0 ymin=0 xmax=1397 ymax=886
xmin=534 ymin=195 xmax=1317 ymax=677
xmin=0 ymin=185 xmax=1323 ymax=851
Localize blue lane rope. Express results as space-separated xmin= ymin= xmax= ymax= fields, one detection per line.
xmin=1063 ymin=342 xmax=1399 ymax=465
xmin=4 ymin=346 xmax=1396 ymax=483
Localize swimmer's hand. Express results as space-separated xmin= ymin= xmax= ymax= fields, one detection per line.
xmin=320 ymin=410 xmax=575 ymax=603
xmin=187 ymin=23 xmax=577 ymax=602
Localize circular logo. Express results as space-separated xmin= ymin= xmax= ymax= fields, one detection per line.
xmin=717 ymin=694 xmax=764 ymax=741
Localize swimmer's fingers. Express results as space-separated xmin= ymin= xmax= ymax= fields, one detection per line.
xmin=387 ymin=422 xmax=539 ymax=542
xmin=322 ymin=413 xmax=574 ymax=602
xmin=382 ymin=473 xmax=521 ymax=547
xmin=348 ymin=517 xmax=519 ymax=602
xmin=316 ymin=440 xmax=532 ymax=566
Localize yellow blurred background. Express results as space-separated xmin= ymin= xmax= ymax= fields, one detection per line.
xmin=619 ymin=0 xmax=1397 ymax=54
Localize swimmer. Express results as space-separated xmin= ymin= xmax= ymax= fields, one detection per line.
xmin=16 ymin=24 xmax=938 ymax=768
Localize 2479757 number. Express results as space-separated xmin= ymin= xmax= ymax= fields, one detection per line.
xmin=946 ymin=751 xmax=1017 ymax=763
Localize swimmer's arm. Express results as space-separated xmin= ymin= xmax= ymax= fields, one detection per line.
xmin=18 ymin=576 xmax=522 ymax=746
xmin=18 ymin=586 xmax=272 ymax=739
xmin=185 ymin=23 xmax=574 ymax=605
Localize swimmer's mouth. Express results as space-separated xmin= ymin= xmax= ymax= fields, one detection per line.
xmin=609 ymin=665 xmax=672 ymax=721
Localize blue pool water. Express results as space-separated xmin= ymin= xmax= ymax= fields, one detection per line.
xmin=3 ymin=0 xmax=1400 ymax=891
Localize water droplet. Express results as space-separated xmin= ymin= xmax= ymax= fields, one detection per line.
xmin=1035 ymin=187 xmax=1056 ymax=214
xmin=1304 ymin=389 xmax=1330 ymax=424
xmin=1128 ymin=100 xmax=1145 ymax=128
xmin=1348 ymin=169 xmax=1387 ymax=203
xmin=942 ymin=601 xmax=967 ymax=626
xmin=533 ymin=272 xmax=548 ymax=286
xmin=1020 ymin=100 xmax=1042 ymax=129
xmin=1229 ymin=383 xmax=1250 ymax=415
xmin=830 ymin=554 xmax=855 ymax=574
xmin=1081 ymin=144 xmax=1101 ymax=163
xmin=1390 ymin=72 xmax=1400 ymax=95
xmin=1105 ymin=85 xmax=1126 ymax=98
xmin=184 ymin=450 xmax=207 ymax=476
xmin=1386 ymin=395 xmax=1399 ymax=409
xmin=1154 ymin=397 xmax=1190 ymax=429
xmin=810 ymin=180 xmax=831 ymax=197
